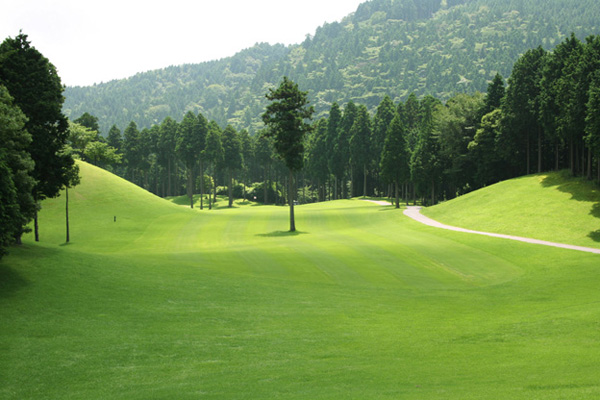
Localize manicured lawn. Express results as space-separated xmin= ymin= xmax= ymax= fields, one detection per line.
xmin=1 ymin=162 xmax=600 ymax=399
xmin=423 ymin=170 xmax=600 ymax=248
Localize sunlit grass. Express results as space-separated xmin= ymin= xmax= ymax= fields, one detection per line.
xmin=423 ymin=170 xmax=600 ymax=248
xmin=1 ymin=162 xmax=600 ymax=399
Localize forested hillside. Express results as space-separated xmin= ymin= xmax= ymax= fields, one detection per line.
xmin=63 ymin=0 xmax=600 ymax=135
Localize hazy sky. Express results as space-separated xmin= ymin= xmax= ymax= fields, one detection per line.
xmin=1 ymin=0 xmax=365 ymax=87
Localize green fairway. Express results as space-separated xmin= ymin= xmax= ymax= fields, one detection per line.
xmin=2 ymin=162 xmax=600 ymax=399
xmin=423 ymin=170 xmax=600 ymax=249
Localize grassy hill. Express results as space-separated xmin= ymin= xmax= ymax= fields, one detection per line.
xmin=2 ymin=162 xmax=600 ymax=399
xmin=422 ymin=170 xmax=600 ymax=249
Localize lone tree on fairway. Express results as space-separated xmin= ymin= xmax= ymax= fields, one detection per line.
xmin=262 ymin=77 xmax=314 ymax=232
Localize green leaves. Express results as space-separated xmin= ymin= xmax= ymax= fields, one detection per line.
xmin=262 ymin=77 xmax=314 ymax=172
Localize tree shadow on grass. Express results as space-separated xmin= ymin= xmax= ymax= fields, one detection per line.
xmin=0 ymin=264 xmax=29 ymax=299
xmin=256 ymin=230 xmax=309 ymax=237
xmin=541 ymin=171 xmax=600 ymax=241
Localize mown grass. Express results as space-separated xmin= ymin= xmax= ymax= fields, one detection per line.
xmin=2 ymin=162 xmax=600 ymax=399
xmin=423 ymin=170 xmax=600 ymax=248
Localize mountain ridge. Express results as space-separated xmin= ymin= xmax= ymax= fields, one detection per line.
xmin=63 ymin=0 xmax=600 ymax=135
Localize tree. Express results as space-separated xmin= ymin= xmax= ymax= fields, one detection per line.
xmin=255 ymin=131 xmax=274 ymax=204
xmin=158 ymin=117 xmax=178 ymax=196
xmin=380 ymin=113 xmax=410 ymax=208
xmin=176 ymin=111 xmax=206 ymax=208
xmin=468 ymin=109 xmax=504 ymax=188
xmin=502 ymin=47 xmax=546 ymax=175
xmin=0 ymin=32 xmax=75 ymax=242
xmin=339 ymin=101 xmax=356 ymax=198
xmin=122 ymin=121 xmax=141 ymax=183
xmin=106 ymin=125 xmax=123 ymax=153
xmin=222 ymin=125 xmax=243 ymax=207
xmin=349 ymin=104 xmax=372 ymax=198
xmin=411 ymin=103 xmax=441 ymax=205
xmin=305 ymin=119 xmax=329 ymax=202
xmin=327 ymin=102 xmax=343 ymax=199
xmin=586 ymin=71 xmax=600 ymax=182
xmin=204 ymin=121 xmax=224 ymax=210
xmin=0 ymin=84 xmax=36 ymax=256
xmin=372 ymin=95 xmax=397 ymax=195
xmin=481 ymin=73 xmax=505 ymax=116
xmin=63 ymin=163 xmax=80 ymax=243
xmin=74 ymin=112 xmax=100 ymax=134
xmin=262 ymin=76 xmax=314 ymax=232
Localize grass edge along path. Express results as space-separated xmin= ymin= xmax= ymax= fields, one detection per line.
xmin=403 ymin=205 xmax=600 ymax=255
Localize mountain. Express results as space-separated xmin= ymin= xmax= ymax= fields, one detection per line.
xmin=63 ymin=0 xmax=600 ymax=135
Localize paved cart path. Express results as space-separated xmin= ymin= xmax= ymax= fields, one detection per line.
xmin=364 ymin=200 xmax=600 ymax=255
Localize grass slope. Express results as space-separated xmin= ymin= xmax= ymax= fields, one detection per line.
xmin=423 ymin=170 xmax=600 ymax=249
xmin=2 ymin=163 xmax=600 ymax=399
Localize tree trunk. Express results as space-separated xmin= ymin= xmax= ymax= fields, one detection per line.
xmin=66 ymin=187 xmax=70 ymax=243
xmin=168 ymin=158 xmax=172 ymax=197
xmin=363 ymin=164 xmax=367 ymax=198
xmin=350 ymin=165 xmax=354 ymax=198
xmin=34 ymin=208 xmax=39 ymax=242
xmin=334 ymin=176 xmax=338 ymax=201
xmin=187 ymin=166 xmax=194 ymax=209
xmin=199 ymin=160 xmax=204 ymax=210
xmin=213 ymin=176 xmax=218 ymax=203
xmin=555 ymin=143 xmax=559 ymax=171
xmin=431 ymin=178 xmax=435 ymax=206
xmin=289 ymin=169 xmax=296 ymax=232
xmin=394 ymin=181 xmax=399 ymax=209
xmin=588 ymin=147 xmax=592 ymax=180
xmin=228 ymin=168 xmax=233 ymax=208
xmin=538 ymin=127 xmax=542 ymax=173
xmin=570 ymin=137 xmax=575 ymax=176
xmin=526 ymin=132 xmax=530 ymax=175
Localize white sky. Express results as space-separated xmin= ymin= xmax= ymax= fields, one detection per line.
xmin=1 ymin=0 xmax=365 ymax=87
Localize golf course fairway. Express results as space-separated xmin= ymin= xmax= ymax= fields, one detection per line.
xmin=1 ymin=161 xmax=600 ymax=399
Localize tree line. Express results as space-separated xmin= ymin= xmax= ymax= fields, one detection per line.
xmin=88 ymin=34 xmax=600 ymax=213
xmin=0 ymin=33 xmax=78 ymax=259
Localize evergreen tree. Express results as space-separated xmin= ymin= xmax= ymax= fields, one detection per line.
xmin=502 ymin=47 xmax=546 ymax=175
xmin=339 ymin=101 xmax=357 ymax=198
xmin=381 ymin=113 xmax=410 ymax=208
xmin=0 ymin=32 xmax=75 ymax=242
xmin=176 ymin=111 xmax=205 ymax=208
xmin=586 ymin=71 xmax=600 ymax=182
xmin=327 ymin=102 xmax=343 ymax=199
xmin=0 ymin=84 xmax=36 ymax=254
xmin=481 ymin=73 xmax=505 ymax=116
xmin=222 ymin=125 xmax=243 ymax=207
xmin=74 ymin=112 xmax=100 ymax=134
xmin=106 ymin=125 xmax=123 ymax=152
xmin=158 ymin=117 xmax=178 ymax=196
xmin=411 ymin=103 xmax=441 ymax=205
xmin=372 ymin=95 xmax=397 ymax=195
xmin=306 ymin=119 xmax=330 ymax=202
xmin=349 ymin=104 xmax=372 ymax=198
xmin=123 ymin=121 xmax=141 ymax=183
xmin=262 ymin=77 xmax=314 ymax=232
xmin=255 ymin=132 xmax=274 ymax=204
xmin=205 ymin=121 xmax=224 ymax=209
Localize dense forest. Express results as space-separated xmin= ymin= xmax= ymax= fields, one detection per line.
xmin=63 ymin=0 xmax=600 ymax=135
xmin=68 ymin=32 xmax=600 ymax=214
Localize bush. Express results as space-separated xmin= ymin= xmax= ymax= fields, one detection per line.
xmin=249 ymin=182 xmax=282 ymax=204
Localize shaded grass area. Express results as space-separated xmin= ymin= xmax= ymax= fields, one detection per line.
xmin=423 ymin=170 xmax=600 ymax=248
xmin=167 ymin=193 xmax=257 ymax=210
xmin=2 ymin=163 xmax=600 ymax=399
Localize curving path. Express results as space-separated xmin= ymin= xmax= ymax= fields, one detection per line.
xmin=364 ymin=200 xmax=600 ymax=255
